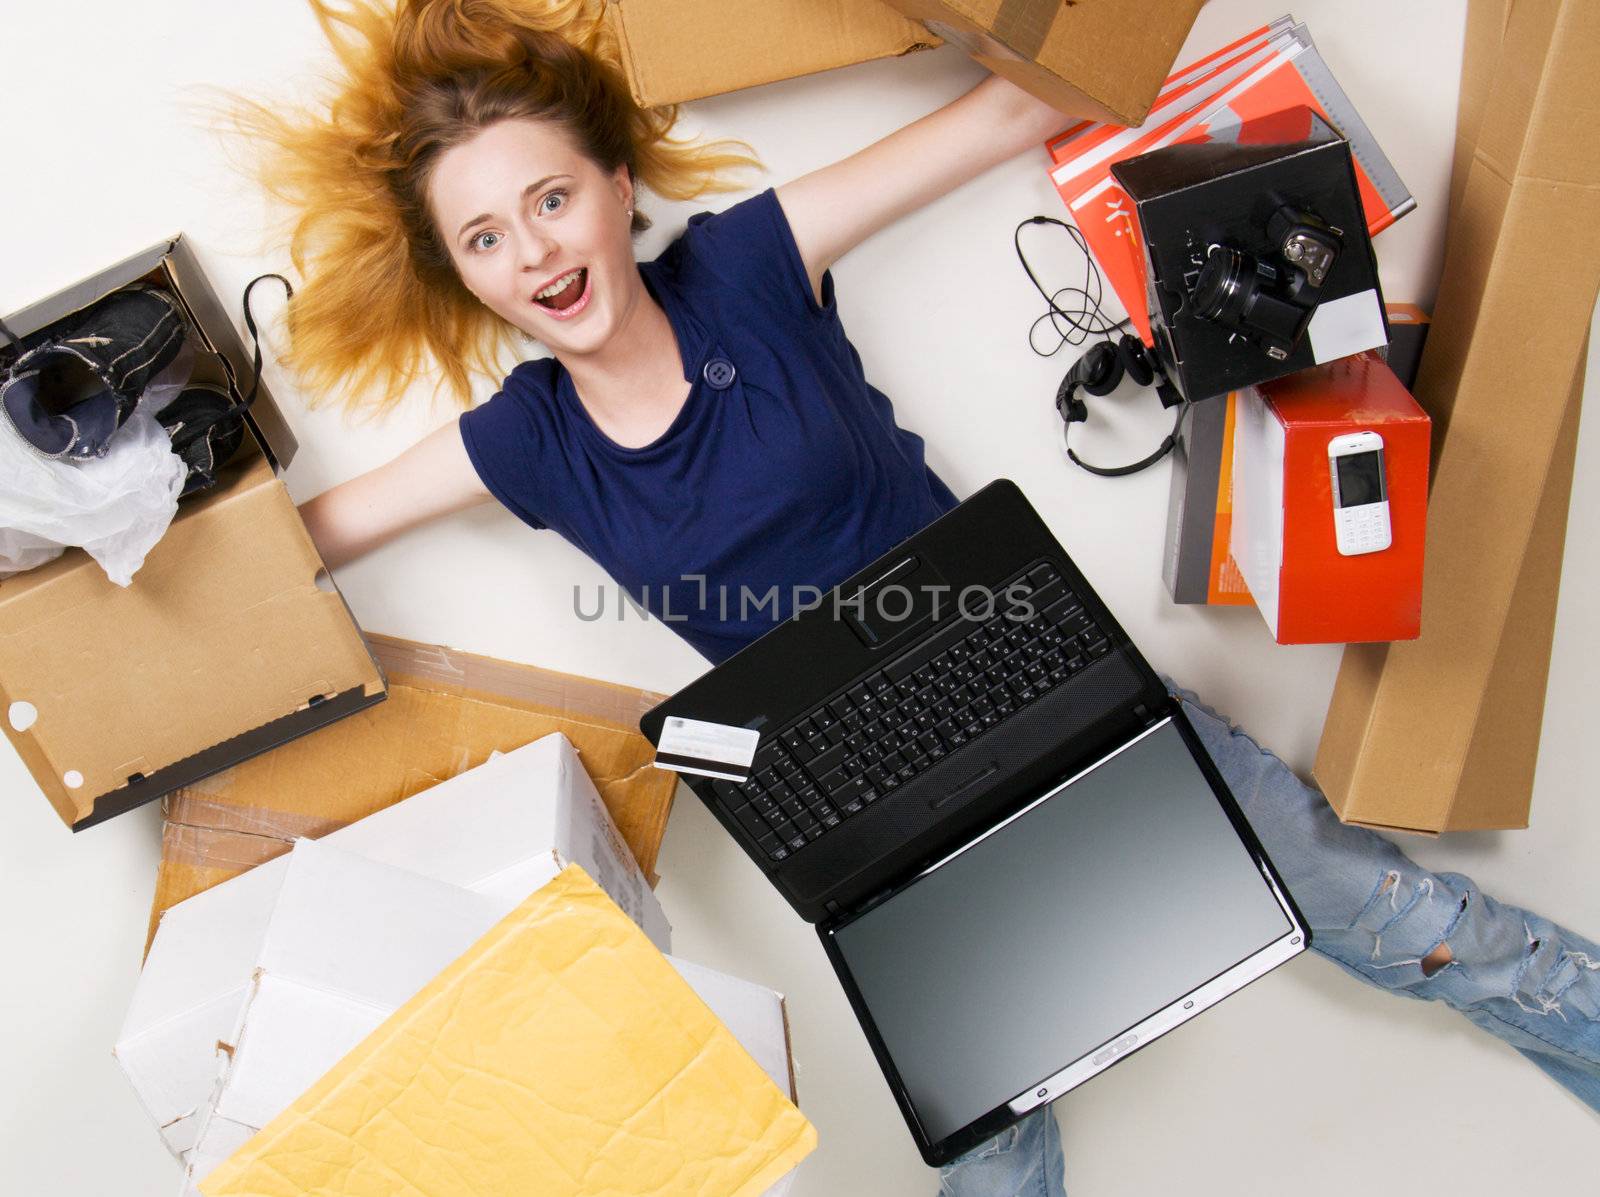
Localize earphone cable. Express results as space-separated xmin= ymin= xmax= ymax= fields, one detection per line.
xmin=1013 ymin=215 xmax=1130 ymax=357
xmin=1017 ymin=213 xmax=1188 ymax=479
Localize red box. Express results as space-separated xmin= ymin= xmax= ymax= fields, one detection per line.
xmin=1230 ymin=354 xmax=1430 ymax=644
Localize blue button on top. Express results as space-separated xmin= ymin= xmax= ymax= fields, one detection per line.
xmin=702 ymin=357 xmax=736 ymax=390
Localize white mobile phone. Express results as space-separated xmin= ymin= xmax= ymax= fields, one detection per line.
xmin=1328 ymin=431 xmax=1392 ymax=556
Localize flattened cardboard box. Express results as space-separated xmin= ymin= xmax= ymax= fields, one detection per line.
xmin=0 ymin=238 xmax=383 ymax=831
xmin=1314 ymin=0 xmax=1599 ymax=832
xmin=609 ymin=0 xmax=1202 ymax=125
xmin=151 ymin=632 xmax=678 ymax=941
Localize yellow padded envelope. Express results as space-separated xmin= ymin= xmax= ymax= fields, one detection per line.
xmin=200 ymin=865 xmax=816 ymax=1197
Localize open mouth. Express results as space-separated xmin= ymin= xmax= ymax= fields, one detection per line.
xmin=531 ymin=268 xmax=590 ymax=319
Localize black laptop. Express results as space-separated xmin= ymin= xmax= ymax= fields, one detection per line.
xmin=641 ymin=479 xmax=1309 ymax=1165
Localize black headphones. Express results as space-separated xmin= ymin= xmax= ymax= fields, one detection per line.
xmin=1055 ymin=333 xmax=1185 ymax=477
xmin=1015 ymin=215 xmax=1188 ymax=479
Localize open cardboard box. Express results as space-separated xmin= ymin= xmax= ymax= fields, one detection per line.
xmin=0 ymin=239 xmax=384 ymax=832
xmin=1314 ymin=0 xmax=1599 ymax=832
xmin=608 ymin=0 xmax=1204 ymax=126
xmin=149 ymin=633 xmax=680 ymax=944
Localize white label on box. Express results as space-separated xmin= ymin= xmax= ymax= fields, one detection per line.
xmin=1308 ymin=289 xmax=1387 ymax=364
xmin=655 ymin=716 xmax=760 ymax=782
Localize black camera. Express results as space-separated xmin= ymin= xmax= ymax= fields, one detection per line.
xmin=1189 ymin=204 xmax=1343 ymax=360
xmin=1110 ymin=108 xmax=1387 ymax=403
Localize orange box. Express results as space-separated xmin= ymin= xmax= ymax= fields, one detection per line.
xmin=1230 ymin=354 xmax=1430 ymax=644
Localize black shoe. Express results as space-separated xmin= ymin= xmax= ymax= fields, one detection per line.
xmin=155 ymin=382 xmax=247 ymax=495
xmin=0 ymin=285 xmax=187 ymax=460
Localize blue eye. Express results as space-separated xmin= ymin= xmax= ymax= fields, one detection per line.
xmin=471 ymin=230 xmax=502 ymax=252
xmin=540 ymin=190 xmax=567 ymax=214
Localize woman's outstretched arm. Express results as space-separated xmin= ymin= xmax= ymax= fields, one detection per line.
xmin=776 ymin=74 xmax=1069 ymax=302
xmin=297 ymin=419 xmax=492 ymax=570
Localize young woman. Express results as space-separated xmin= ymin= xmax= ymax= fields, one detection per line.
xmin=250 ymin=2 xmax=1600 ymax=1190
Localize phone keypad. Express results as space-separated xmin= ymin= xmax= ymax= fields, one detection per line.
xmin=1339 ymin=505 xmax=1391 ymax=555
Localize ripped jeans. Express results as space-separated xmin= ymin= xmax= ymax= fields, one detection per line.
xmin=938 ymin=685 xmax=1600 ymax=1196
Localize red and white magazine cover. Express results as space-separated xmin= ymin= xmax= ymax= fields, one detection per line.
xmin=1046 ymin=18 xmax=1294 ymax=166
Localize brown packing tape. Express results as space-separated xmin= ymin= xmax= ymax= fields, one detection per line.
xmin=990 ymin=0 xmax=1052 ymax=61
xmin=147 ymin=635 xmax=677 ymax=947
xmin=163 ymin=792 xmax=340 ymax=859
xmin=1316 ymin=0 xmax=1600 ymax=831
xmin=879 ymin=0 xmax=1202 ymax=125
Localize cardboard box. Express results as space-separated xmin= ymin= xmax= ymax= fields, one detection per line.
xmin=150 ymin=632 xmax=678 ymax=942
xmin=608 ymin=0 xmax=1202 ymax=125
xmin=173 ymin=845 xmax=796 ymax=1197
xmin=1231 ymin=356 xmax=1430 ymax=645
xmin=181 ymin=841 xmax=511 ymax=1189
xmin=1110 ymin=107 xmax=1390 ymax=404
xmin=1163 ymin=392 xmax=1252 ymax=606
xmin=117 ymin=733 xmax=672 ymax=1162
xmin=608 ymin=0 xmax=936 ymax=109
xmin=0 ymin=239 xmax=384 ymax=831
xmin=874 ymin=0 xmax=1203 ymax=124
xmin=197 ymin=864 xmax=814 ymax=1197
xmin=1314 ymin=0 xmax=1600 ymax=833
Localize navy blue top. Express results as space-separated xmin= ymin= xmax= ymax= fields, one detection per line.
xmin=458 ymin=188 xmax=959 ymax=664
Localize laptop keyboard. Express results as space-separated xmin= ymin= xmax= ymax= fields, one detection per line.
xmin=709 ymin=560 xmax=1111 ymax=863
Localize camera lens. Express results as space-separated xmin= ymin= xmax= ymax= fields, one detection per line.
xmin=1191 ymin=245 xmax=1254 ymax=326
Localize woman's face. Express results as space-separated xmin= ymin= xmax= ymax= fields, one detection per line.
xmin=430 ymin=118 xmax=639 ymax=359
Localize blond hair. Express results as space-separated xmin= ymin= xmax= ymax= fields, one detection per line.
xmin=229 ymin=0 xmax=756 ymax=414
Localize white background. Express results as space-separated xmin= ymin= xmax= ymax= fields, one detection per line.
xmin=3 ymin=1 xmax=1597 ymax=1194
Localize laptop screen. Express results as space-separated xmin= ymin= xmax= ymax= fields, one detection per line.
xmin=825 ymin=718 xmax=1294 ymax=1144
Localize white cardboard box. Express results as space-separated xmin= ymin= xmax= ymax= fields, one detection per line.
xmin=116 ymin=732 xmax=671 ymax=1160
xmin=182 ymin=840 xmax=509 ymax=1186
xmin=1230 ymin=385 xmax=1288 ymax=635
xmin=179 ymin=841 xmax=796 ymax=1196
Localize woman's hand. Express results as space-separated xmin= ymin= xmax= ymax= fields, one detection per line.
xmin=776 ymin=74 xmax=1071 ymax=303
xmin=297 ymin=418 xmax=492 ymax=570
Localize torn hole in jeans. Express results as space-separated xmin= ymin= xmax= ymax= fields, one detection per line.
xmin=1421 ymin=893 xmax=1471 ymax=977
xmin=1368 ymin=871 xmax=1465 ymax=977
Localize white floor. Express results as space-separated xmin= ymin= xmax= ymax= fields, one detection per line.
xmin=4 ymin=2 xmax=1597 ymax=1194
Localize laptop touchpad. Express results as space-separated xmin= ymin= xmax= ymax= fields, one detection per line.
xmin=841 ymin=554 xmax=951 ymax=649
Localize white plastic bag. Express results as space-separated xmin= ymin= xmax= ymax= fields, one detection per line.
xmin=0 ymin=402 xmax=188 ymax=587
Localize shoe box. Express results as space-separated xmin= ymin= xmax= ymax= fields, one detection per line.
xmin=0 ymin=238 xmax=384 ymax=831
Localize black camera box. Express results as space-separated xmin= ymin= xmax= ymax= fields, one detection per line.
xmin=1111 ymin=107 xmax=1387 ymax=403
